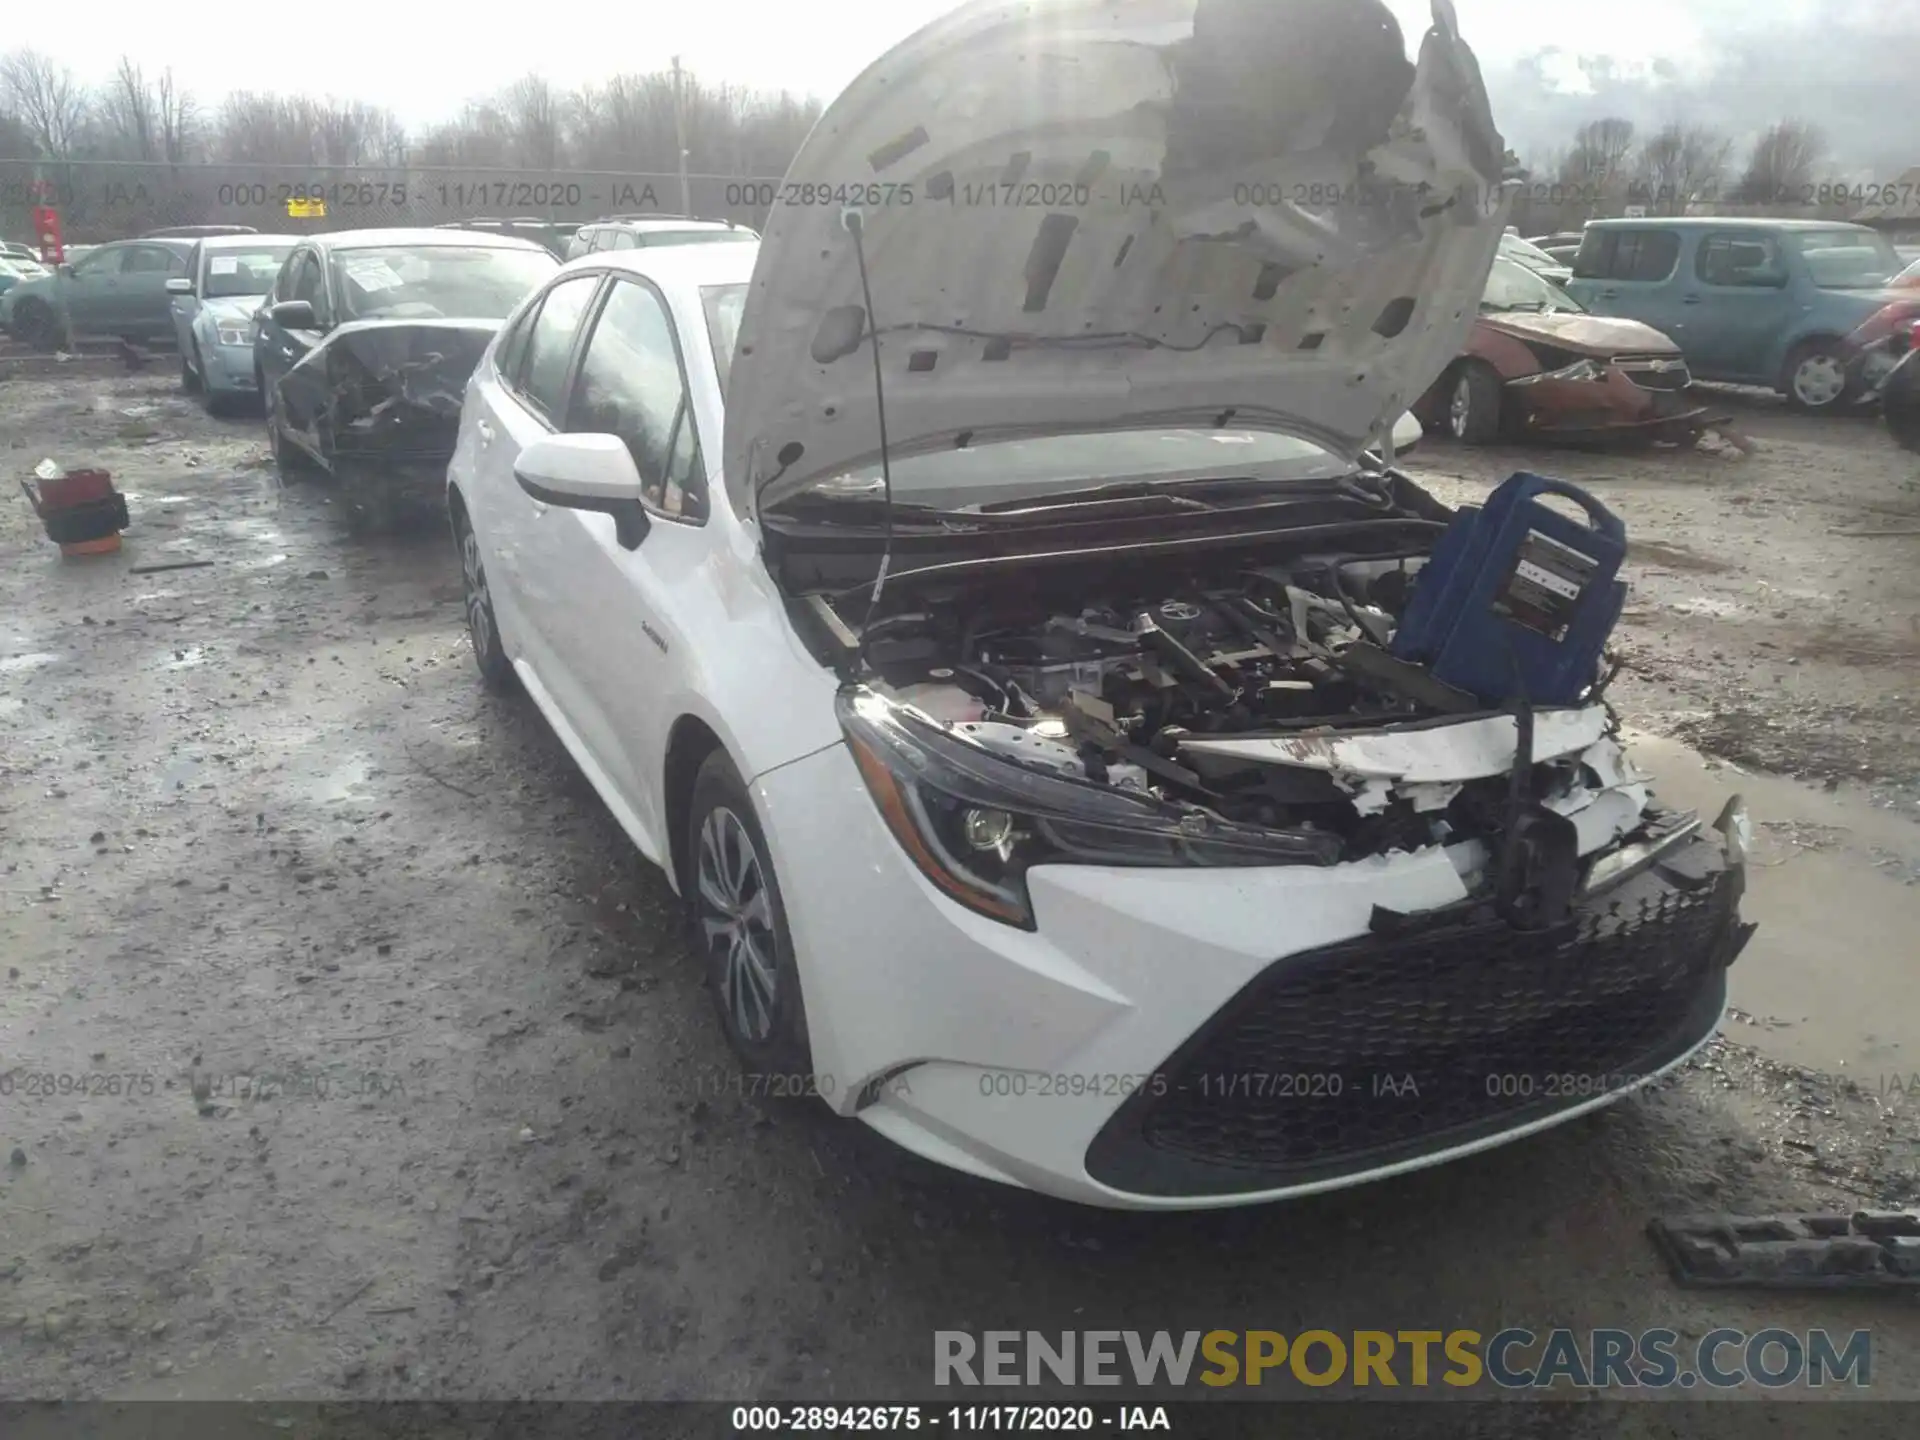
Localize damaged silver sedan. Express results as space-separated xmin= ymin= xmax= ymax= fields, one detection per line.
xmin=254 ymin=229 xmax=559 ymax=529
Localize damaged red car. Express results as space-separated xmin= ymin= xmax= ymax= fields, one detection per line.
xmin=1417 ymin=257 xmax=1711 ymax=446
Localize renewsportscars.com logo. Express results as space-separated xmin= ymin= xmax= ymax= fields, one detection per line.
xmin=934 ymin=1328 xmax=1872 ymax=1391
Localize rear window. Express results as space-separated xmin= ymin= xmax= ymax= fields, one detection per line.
xmin=1572 ymin=229 xmax=1680 ymax=283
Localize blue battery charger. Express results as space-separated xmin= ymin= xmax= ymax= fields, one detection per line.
xmin=1390 ymin=472 xmax=1627 ymax=708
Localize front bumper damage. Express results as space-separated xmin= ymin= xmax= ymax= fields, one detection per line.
xmin=1507 ymin=371 xmax=1719 ymax=444
xmin=323 ymin=322 xmax=496 ymax=524
xmin=754 ymin=723 xmax=1753 ymax=1208
xmin=1087 ymin=820 xmax=1751 ymax=1197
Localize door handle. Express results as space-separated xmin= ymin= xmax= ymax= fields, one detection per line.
xmin=1682 ymin=295 xmax=1703 ymax=305
xmin=1597 ymin=289 xmax=1619 ymax=299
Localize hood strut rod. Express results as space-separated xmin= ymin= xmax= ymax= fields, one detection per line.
xmin=843 ymin=208 xmax=898 ymax=651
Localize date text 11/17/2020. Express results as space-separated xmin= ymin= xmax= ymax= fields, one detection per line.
xmin=731 ymin=1405 xmax=1172 ymax=1432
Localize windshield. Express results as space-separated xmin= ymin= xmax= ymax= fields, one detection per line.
xmin=796 ymin=429 xmax=1350 ymax=511
xmin=1793 ymin=229 xmax=1902 ymax=289
xmin=203 ymin=245 xmax=294 ymax=299
xmin=702 ymin=283 xmax=747 ymax=390
xmin=1482 ymin=257 xmax=1584 ymax=314
xmin=331 ymin=245 xmax=559 ymax=322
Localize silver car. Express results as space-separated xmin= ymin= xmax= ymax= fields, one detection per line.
xmin=167 ymin=235 xmax=297 ymax=413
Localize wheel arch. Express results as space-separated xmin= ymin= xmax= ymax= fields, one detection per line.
xmin=1778 ymin=331 xmax=1846 ymax=379
xmin=663 ymin=714 xmax=729 ymax=897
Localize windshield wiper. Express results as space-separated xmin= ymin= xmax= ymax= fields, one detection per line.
xmin=971 ymin=482 xmax=1219 ymax=515
xmin=762 ymin=495 xmax=982 ymax=534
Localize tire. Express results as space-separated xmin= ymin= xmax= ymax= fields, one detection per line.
xmin=12 ymin=298 xmax=64 ymax=352
xmin=454 ymin=506 xmax=515 ymax=692
xmin=181 ymin=342 xmax=203 ymax=395
xmin=1447 ymin=360 xmax=1505 ymax=444
xmin=1884 ymin=352 xmax=1920 ymax=454
xmin=685 ymin=750 xmax=814 ymax=1085
xmin=1781 ymin=339 xmax=1854 ymax=412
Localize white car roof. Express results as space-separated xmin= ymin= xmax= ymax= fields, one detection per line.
xmin=557 ymin=241 xmax=759 ymax=291
xmin=199 ymin=233 xmax=300 ymax=249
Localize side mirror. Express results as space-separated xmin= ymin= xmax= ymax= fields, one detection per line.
xmin=268 ymin=299 xmax=317 ymax=329
xmin=165 ymin=276 xmax=193 ymax=294
xmin=513 ymin=434 xmax=651 ymax=549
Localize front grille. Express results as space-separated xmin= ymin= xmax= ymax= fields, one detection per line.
xmin=1085 ymin=859 xmax=1738 ymax=1197
xmin=1616 ymin=357 xmax=1692 ymax=391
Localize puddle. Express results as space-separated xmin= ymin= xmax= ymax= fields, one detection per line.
xmin=0 ymin=652 xmax=61 ymax=674
xmin=1626 ymin=730 xmax=1920 ymax=1077
xmin=301 ymin=753 xmax=375 ymax=805
xmin=238 ymin=553 xmax=289 ymax=572
xmin=159 ymin=647 xmax=207 ymax=671
xmin=1669 ymin=596 xmax=1741 ymax=619
xmin=157 ymin=754 xmax=204 ymax=792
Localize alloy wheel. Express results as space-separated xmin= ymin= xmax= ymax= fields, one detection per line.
xmin=1449 ymin=374 xmax=1474 ymax=439
xmin=461 ymin=525 xmax=494 ymax=659
xmin=1792 ymin=353 xmax=1847 ymax=408
xmin=696 ymin=807 xmax=778 ymax=1044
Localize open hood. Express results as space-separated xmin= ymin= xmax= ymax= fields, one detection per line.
xmin=1483 ymin=311 xmax=1681 ymax=356
xmin=724 ymin=0 xmax=1508 ymax=517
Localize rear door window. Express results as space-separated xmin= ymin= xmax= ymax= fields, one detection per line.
xmin=1573 ymin=229 xmax=1681 ymax=283
xmin=73 ymin=247 xmax=129 ymax=278
xmin=123 ymin=245 xmax=183 ymax=275
xmin=514 ymin=273 xmax=602 ymax=422
xmin=1695 ymin=233 xmax=1789 ymax=288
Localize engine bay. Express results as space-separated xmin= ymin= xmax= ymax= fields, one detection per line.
xmin=804 ymin=541 xmax=1646 ymax=876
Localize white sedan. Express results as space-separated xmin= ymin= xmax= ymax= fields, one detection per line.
xmin=446 ymin=0 xmax=1752 ymax=1209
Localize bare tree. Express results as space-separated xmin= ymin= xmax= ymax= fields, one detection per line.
xmin=0 ymin=109 xmax=33 ymax=160
xmin=207 ymin=91 xmax=404 ymax=167
xmin=503 ymin=75 xmax=565 ymax=170
xmin=100 ymin=57 xmax=158 ymax=161
xmin=414 ymin=102 xmax=514 ymax=168
xmin=1733 ymin=119 xmax=1827 ymax=204
xmin=0 ymin=47 xmax=90 ymax=157
xmin=1636 ymin=121 xmax=1732 ymax=214
xmin=1560 ymin=117 xmax=1637 ymax=196
xmin=156 ymin=68 xmax=199 ymax=163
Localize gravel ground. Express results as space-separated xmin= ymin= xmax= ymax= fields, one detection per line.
xmin=3 ymin=363 xmax=1920 ymax=1427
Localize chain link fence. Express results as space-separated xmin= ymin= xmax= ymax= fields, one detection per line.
xmin=2 ymin=159 xmax=787 ymax=249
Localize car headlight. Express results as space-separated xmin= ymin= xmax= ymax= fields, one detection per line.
xmin=216 ymin=321 xmax=254 ymax=347
xmin=836 ymin=688 xmax=1340 ymax=928
xmin=1514 ymin=356 xmax=1605 ymax=385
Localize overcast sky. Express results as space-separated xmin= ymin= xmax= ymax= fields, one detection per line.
xmin=8 ymin=0 xmax=1914 ymax=168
